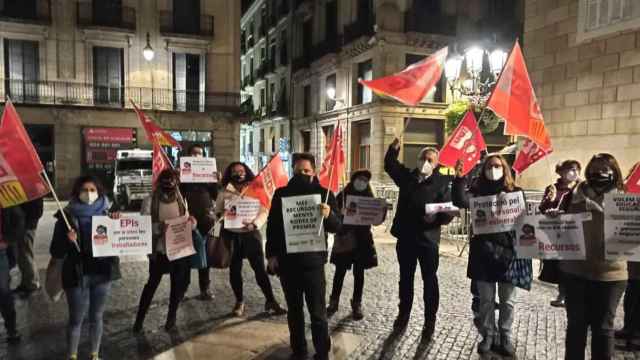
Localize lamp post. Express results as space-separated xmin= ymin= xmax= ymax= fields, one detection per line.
xmin=143 ymin=32 xmax=155 ymax=61
xmin=444 ymin=45 xmax=507 ymax=103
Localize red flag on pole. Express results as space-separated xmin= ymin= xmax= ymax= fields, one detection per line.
xmin=0 ymin=100 xmax=49 ymax=208
xmin=318 ymin=123 xmax=345 ymax=194
xmin=244 ymin=155 xmax=289 ymax=208
xmin=625 ymin=163 xmax=640 ymax=194
xmin=131 ymin=100 xmax=181 ymax=148
xmin=439 ymin=111 xmax=487 ymax=176
xmin=358 ymin=47 xmax=448 ymax=106
xmin=152 ymin=141 xmax=173 ymax=187
xmin=486 ymin=41 xmax=552 ymax=152
xmin=512 ymin=138 xmax=552 ymax=175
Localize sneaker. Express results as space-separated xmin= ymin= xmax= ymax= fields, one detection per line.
xmin=392 ymin=313 xmax=410 ymax=331
xmin=496 ymin=335 xmax=515 ymax=357
xmin=233 ymin=302 xmax=245 ymax=317
xmin=477 ymin=335 xmax=493 ymax=354
xmin=351 ymin=301 xmax=364 ymax=321
xmin=326 ymin=299 xmax=339 ymax=318
xmin=265 ymin=300 xmax=287 ymax=315
xmin=197 ymin=290 xmax=214 ymax=301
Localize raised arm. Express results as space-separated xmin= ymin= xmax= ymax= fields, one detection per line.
xmin=384 ymin=138 xmax=412 ymax=188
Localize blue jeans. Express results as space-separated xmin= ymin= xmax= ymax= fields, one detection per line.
xmin=65 ymin=275 xmax=112 ymax=356
xmin=0 ymin=249 xmax=17 ymax=334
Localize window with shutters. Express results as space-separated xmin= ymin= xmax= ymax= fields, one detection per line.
xmin=577 ymin=0 xmax=640 ymax=43
xmin=356 ymin=60 xmax=373 ymax=105
xmin=173 ymin=53 xmax=204 ymax=112
xmin=352 ymin=121 xmax=371 ymax=170
xmin=402 ymin=118 xmax=443 ymax=169
xmin=259 ymin=128 xmax=265 ymax=153
xmin=93 ymin=47 xmax=123 ymax=106
xmin=3 ymin=39 xmax=39 ymax=103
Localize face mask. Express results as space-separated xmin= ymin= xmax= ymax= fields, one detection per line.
xmin=294 ymin=173 xmax=313 ymax=184
xmin=417 ymin=160 xmax=433 ymax=177
xmin=353 ymin=179 xmax=368 ymax=192
xmin=563 ymin=170 xmax=578 ymax=182
xmin=588 ymin=170 xmax=614 ymax=188
xmin=485 ymin=167 xmax=504 ymax=181
xmin=79 ymin=191 xmax=98 ymax=205
xmin=231 ymin=174 xmax=245 ymax=184
xmin=160 ymin=180 xmax=176 ymax=192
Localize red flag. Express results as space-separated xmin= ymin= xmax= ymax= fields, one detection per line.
xmin=359 ymin=47 xmax=448 ymax=106
xmin=152 ymin=142 xmax=173 ymax=187
xmin=487 ymin=42 xmax=552 ymax=152
xmin=439 ymin=111 xmax=487 ymax=176
xmin=318 ymin=124 xmax=345 ymax=193
xmin=131 ymin=100 xmax=181 ymax=148
xmin=625 ymin=163 xmax=640 ymax=194
xmin=244 ymin=155 xmax=289 ymax=208
xmin=0 ymin=100 xmax=49 ymax=208
xmin=512 ymin=138 xmax=552 ymax=175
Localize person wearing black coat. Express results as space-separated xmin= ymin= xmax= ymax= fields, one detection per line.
xmin=452 ymin=155 xmax=532 ymax=356
xmin=266 ymin=153 xmax=342 ymax=360
xmin=327 ymin=169 xmax=380 ymax=321
xmin=0 ymin=208 xmax=20 ymax=344
xmin=384 ymin=138 xmax=454 ymax=340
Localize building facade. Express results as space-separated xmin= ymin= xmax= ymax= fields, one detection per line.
xmin=522 ymin=0 xmax=640 ymax=189
xmin=0 ymin=0 xmax=241 ymax=196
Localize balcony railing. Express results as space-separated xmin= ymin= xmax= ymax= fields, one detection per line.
xmin=1 ymin=79 xmax=240 ymax=113
xmin=343 ymin=16 xmax=375 ymax=45
xmin=76 ymin=2 xmax=136 ymax=31
xmin=159 ymin=11 xmax=214 ymax=38
xmin=0 ymin=0 xmax=51 ymax=25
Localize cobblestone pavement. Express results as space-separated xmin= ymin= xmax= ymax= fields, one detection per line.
xmin=1 ymin=208 xmax=639 ymax=360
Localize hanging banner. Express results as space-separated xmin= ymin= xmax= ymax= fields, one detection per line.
xmin=91 ymin=215 xmax=152 ymax=257
xmin=282 ymin=194 xmax=326 ymax=253
xmin=165 ymin=216 xmax=195 ymax=261
xmin=604 ymin=193 xmax=640 ymax=261
xmin=469 ymin=192 xmax=526 ymax=235
xmin=343 ymin=195 xmax=387 ymax=226
xmin=515 ymin=213 xmax=590 ymax=259
xmin=224 ymin=197 xmax=262 ymax=229
xmin=179 ymin=156 xmax=218 ymax=183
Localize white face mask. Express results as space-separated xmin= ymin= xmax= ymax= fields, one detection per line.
xmin=79 ymin=191 xmax=99 ymax=205
xmin=563 ymin=170 xmax=578 ymax=182
xmin=485 ymin=167 xmax=504 ymax=181
xmin=417 ymin=160 xmax=434 ymax=177
xmin=353 ymin=179 xmax=368 ymax=192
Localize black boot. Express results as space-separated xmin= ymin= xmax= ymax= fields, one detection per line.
xmin=327 ymin=298 xmax=339 ymax=318
xmin=351 ymin=300 xmax=364 ymax=321
xmin=496 ymin=334 xmax=515 ymax=357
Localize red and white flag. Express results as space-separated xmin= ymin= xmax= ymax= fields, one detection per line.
xmin=625 ymin=163 xmax=640 ymax=194
xmin=439 ymin=111 xmax=487 ymax=176
xmin=244 ymin=155 xmax=289 ymax=208
xmin=0 ymin=100 xmax=49 ymax=208
xmin=359 ymin=47 xmax=448 ymax=106
xmin=152 ymin=141 xmax=173 ymax=187
xmin=131 ymin=100 xmax=181 ymax=148
xmin=512 ymin=138 xmax=552 ymax=175
xmin=318 ymin=124 xmax=345 ymax=194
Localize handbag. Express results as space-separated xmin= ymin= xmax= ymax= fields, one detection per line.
xmin=332 ymin=231 xmax=356 ymax=254
xmin=45 ymin=257 xmax=64 ymax=302
xmin=190 ymin=229 xmax=208 ymax=269
xmin=207 ymin=232 xmax=233 ymax=269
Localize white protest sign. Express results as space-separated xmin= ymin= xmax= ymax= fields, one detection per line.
xmin=282 ymin=194 xmax=326 ymax=253
xmin=91 ymin=215 xmax=152 ymax=257
xmin=343 ymin=195 xmax=387 ymax=226
xmin=470 ymin=192 xmax=526 ymax=235
xmin=180 ymin=157 xmax=218 ymax=183
xmin=224 ymin=197 xmax=261 ymax=229
xmin=515 ymin=213 xmax=590 ymax=259
xmin=165 ymin=216 xmax=195 ymax=261
xmin=604 ymin=193 xmax=640 ymax=261
xmin=425 ymin=202 xmax=461 ymax=215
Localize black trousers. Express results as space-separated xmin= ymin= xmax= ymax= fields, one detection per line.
xmin=329 ymin=264 xmax=364 ymax=305
xmin=135 ymin=254 xmax=191 ymax=325
xmin=563 ymin=274 xmax=626 ymax=360
xmin=396 ymin=240 xmax=439 ymax=322
xmin=623 ymin=279 xmax=640 ymax=335
xmin=280 ymin=265 xmax=330 ymax=358
xmin=229 ymin=232 xmax=276 ymax=303
xmin=198 ymin=268 xmax=211 ymax=292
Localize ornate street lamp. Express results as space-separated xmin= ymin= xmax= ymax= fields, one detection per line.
xmin=143 ymin=32 xmax=155 ymax=61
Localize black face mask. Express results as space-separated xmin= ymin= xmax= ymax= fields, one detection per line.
xmin=588 ymin=171 xmax=614 ymax=189
xmin=231 ymin=174 xmax=246 ymax=184
xmin=293 ymin=173 xmax=313 ymax=184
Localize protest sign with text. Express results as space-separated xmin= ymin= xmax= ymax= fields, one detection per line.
xmin=470 ymin=192 xmax=526 ymax=235
xmin=165 ymin=216 xmax=195 ymax=261
xmin=91 ymin=215 xmax=152 ymax=257
xmin=224 ymin=197 xmax=261 ymax=229
xmin=425 ymin=202 xmax=460 ymax=216
xmin=282 ymin=194 xmax=326 ymax=253
xmin=179 ymin=157 xmax=217 ymax=183
xmin=604 ymin=193 xmax=640 ymax=261
xmin=515 ymin=213 xmax=590 ymax=259
xmin=343 ymin=195 xmax=387 ymax=226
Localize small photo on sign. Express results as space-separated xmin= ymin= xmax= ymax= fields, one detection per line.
xmin=518 ymin=223 xmax=536 ymax=247
xmin=342 ymin=195 xmax=386 ymax=226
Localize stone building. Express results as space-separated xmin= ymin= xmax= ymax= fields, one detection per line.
xmin=522 ymin=0 xmax=640 ymax=189
xmin=0 ymin=0 xmax=241 ymax=196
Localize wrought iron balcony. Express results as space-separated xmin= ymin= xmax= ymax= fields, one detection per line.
xmin=159 ymin=11 xmax=214 ymax=38
xmin=76 ymin=2 xmax=136 ymax=31
xmin=0 ymin=0 xmax=51 ymax=25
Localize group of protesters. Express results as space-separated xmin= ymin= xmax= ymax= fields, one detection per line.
xmin=1 ymin=140 xmax=640 ymax=360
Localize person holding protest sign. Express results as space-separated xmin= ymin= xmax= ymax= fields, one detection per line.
xmin=383 ymin=138 xmax=454 ymax=340
xmin=179 ymin=144 xmax=218 ymax=301
xmin=134 ymin=169 xmax=197 ymax=333
xmin=266 ymin=153 xmax=341 ymax=360
xmin=538 ymin=160 xmax=581 ymax=308
xmin=452 ymin=155 xmax=531 ymax=356
xmin=0 ymin=208 xmax=20 ymax=345
xmin=216 ymin=162 xmax=286 ymax=317
xmin=558 ymin=153 xmax=627 ymax=360
xmin=49 ymin=175 xmax=121 ymax=360
xmin=327 ymin=169 xmax=380 ymax=321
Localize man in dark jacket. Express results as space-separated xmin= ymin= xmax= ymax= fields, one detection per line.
xmin=6 ymin=197 xmax=44 ymax=297
xmin=266 ymin=153 xmax=341 ymax=360
xmin=179 ymin=144 xmax=218 ymax=300
xmin=384 ymin=138 xmax=454 ymax=339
